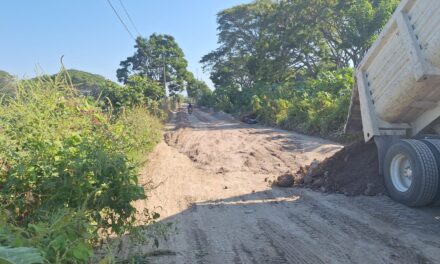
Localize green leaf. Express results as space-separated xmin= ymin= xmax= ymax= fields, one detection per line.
xmin=0 ymin=247 xmax=44 ymax=264
xmin=71 ymin=242 xmax=91 ymax=261
xmin=48 ymin=235 xmax=66 ymax=251
xmin=28 ymin=224 xmax=48 ymax=235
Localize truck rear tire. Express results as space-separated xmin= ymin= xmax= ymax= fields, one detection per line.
xmin=384 ymin=139 xmax=438 ymax=207
xmin=420 ymin=139 xmax=440 ymax=206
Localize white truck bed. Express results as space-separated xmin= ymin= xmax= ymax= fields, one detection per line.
xmin=349 ymin=0 xmax=440 ymax=142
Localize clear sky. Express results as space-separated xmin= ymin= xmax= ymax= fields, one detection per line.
xmin=0 ymin=0 xmax=249 ymax=87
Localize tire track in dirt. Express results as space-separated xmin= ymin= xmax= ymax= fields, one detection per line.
xmin=254 ymin=187 xmax=437 ymax=264
xmin=139 ymin=108 xmax=440 ymax=264
xmin=291 ymin=194 xmax=433 ymax=264
xmin=350 ymin=197 xmax=440 ymax=233
xmin=256 ymin=218 xmax=326 ymax=264
xmin=186 ymin=220 xmax=210 ymax=264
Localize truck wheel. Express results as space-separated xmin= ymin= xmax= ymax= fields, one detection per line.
xmin=420 ymin=139 xmax=440 ymax=206
xmin=384 ymin=139 xmax=438 ymax=207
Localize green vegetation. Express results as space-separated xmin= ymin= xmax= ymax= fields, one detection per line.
xmin=0 ymin=247 xmax=44 ymax=264
xmin=0 ymin=0 xmax=400 ymax=261
xmin=0 ymin=30 xmax=205 ymax=263
xmin=117 ymin=34 xmax=193 ymax=96
xmin=186 ymin=77 xmax=212 ymax=104
xmin=60 ymin=69 xmax=111 ymax=97
xmin=199 ymin=0 xmax=399 ymax=139
xmin=99 ymin=75 xmax=168 ymax=119
xmin=0 ymin=70 xmax=16 ymax=96
xmin=0 ymin=72 xmax=162 ymax=263
xmin=253 ymin=69 xmax=354 ymax=137
xmin=113 ymin=33 xmax=210 ymax=118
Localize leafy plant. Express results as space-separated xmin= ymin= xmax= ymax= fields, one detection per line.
xmin=117 ymin=34 xmax=191 ymax=95
xmin=200 ymin=0 xmax=397 ymax=139
xmin=0 ymin=247 xmax=44 ymax=264
xmin=0 ymin=71 xmax=162 ymax=262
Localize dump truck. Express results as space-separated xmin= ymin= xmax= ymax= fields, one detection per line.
xmin=345 ymin=0 xmax=440 ymax=206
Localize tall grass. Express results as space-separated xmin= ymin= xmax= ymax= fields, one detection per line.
xmin=0 ymin=73 xmax=162 ymax=263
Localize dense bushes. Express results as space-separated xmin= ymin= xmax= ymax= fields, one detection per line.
xmin=0 ymin=74 xmax=162 ymax=262
xmin=100 ymin=75 xmax=164 ymax=109
xmin=260 ymin=69 xmax=353 ymax=137
xmin=201 ymin=68 xmax=353 ymax=138
xmin=199 ymin=0 xmax=398 ymax=139
xmin=0 ymin=70 xmax=16 ymax=97
xmin=98 ymin=75 xmax=179 ymax=121
xmin=282 ymin=69 xmax=354 ymax=136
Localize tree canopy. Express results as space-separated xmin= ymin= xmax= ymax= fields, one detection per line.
xmin=0 ymin=70 xmax=16 ymax=96
xmin=117 ymin=34 xmax=191 ymax=95
xmin=186 ymin=73 xmax=212 ymax=103
xmin=199 ymin=0 xmax=399 ymax=137
xmin=59 ymin=69 xmax=112 ymax=97
xmin=201 ymin=0 xmax=399 ymax=89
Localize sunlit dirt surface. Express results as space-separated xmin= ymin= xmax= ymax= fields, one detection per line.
xmin=130 ymin=108 xmax=440 ymax=264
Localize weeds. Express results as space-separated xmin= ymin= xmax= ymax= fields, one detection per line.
xmin=200 ymin=68 xmax=354 ymax=139
xmin=0 ymin=72 xmax=162 ymax=263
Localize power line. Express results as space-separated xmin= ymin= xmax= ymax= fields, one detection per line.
xmin=118 ymin=0 xmax=141 ymax=36
xmin=105 ymin=0 xmax=135 ymax=40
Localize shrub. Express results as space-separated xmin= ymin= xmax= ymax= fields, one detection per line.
xmin=115 ymin=106 xmax=162 ymax=161
xmin=0 ymin=246 xmax=45 ymax=264
xmin=0 ymin=73 xmax=162 ymax=262
xmin=210 ymin=68 xmax=354 ymax=138
xmin=99 ymin=75 xmax=167 ymax=119
xmin=284 ymin=68 xmax=353 ymax=136
xmin=0 ymin=209 xmax=93 ymax=263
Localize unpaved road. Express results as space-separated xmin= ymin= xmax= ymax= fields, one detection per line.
xmin=135 ymin=108 xmax=440 ymax=264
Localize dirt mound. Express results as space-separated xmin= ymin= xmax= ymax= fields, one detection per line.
xmin=165 ymin=124 xmax=298 ymax=175
xmin=274 ymin=173 xmax=295 ymax=187
xmin=300 ymin=141 xmax=386 ymax=196
xmin=213 ymin=111 xmax=236 ymax=122
xmin=240 ymin=112 xmax=258 ymax=124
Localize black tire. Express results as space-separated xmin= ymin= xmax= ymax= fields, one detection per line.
xmin=384 ymin=139 xmax=438 ymax=207
xmin=420 ymin=139 xmax=440 ymax=206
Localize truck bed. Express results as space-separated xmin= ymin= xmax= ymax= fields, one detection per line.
xmin=346 ymin=0 xmax=440 ymax=141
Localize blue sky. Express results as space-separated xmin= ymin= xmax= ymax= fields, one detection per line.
xmin=0 ymin=0 xmax=249 ymax=87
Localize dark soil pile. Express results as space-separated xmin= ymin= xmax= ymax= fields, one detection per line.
xmin=240 ymin=112 xmax=258 ymax=124
xmin=301 ymin=141 xmax=386 ymax=196
xmin=273 ymin=173 xmax=295 ymax=188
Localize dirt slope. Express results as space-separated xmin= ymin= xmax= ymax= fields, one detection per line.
xmin=131 ymin=108 xmax=440 ymax=264
xmin=303 ymin=141 xmax=385 ymax=196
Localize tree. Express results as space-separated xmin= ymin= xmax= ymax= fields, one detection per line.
xmin=101 ymin=75 xmax=164 ymax=109
xmin=126 ymin=75 xmax=165 ymax=101
xmin=200 ymin=0 xmax=329 ymax=87
xmin=200 ymin=1 xmax=270 ymax=90
xmin=200 ymin=0 xmax=399 ymax=121
xmin=321 ymin=0 xmax=400 ymax=66
xmin=186 ymin=76 xmax=212 ymax=103
xmin=52 ymin=69 xmax=112 ymax=97
xmin=202 ymin=0 xmax=399 ymax=89
xmin=117 ymin=34 xmax=191 ymax=95
xmin=0 ymin=70 xmax=16 ymax=96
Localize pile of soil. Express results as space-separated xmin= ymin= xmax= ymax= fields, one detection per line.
xmin=240 ymin=112 xmax=258 ymax=124
xmin=273 ymin=173 xmax=295 ymax=187
xmin=300 ymin=141 xmax=386 ymax=196
xmin=213 ymin=111 xmax=236 ymax=122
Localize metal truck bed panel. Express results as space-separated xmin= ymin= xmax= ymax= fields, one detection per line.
xmin=353 ymin=0 xmax=440 ymax=141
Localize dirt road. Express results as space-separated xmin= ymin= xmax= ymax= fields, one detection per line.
xmin=136 ymin=108 xmax=440 ymax=264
